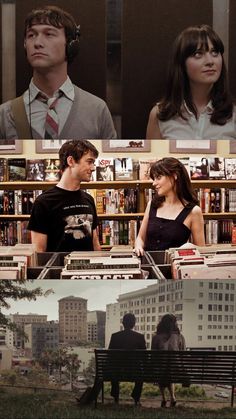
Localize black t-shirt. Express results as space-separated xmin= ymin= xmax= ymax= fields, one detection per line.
xmin=28 ymin=186 xmax=98 ymax=252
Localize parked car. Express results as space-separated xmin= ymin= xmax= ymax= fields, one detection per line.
xmin=215 ymin=391 xmax=229 ymax=399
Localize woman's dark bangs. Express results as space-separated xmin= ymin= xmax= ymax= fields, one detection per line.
xmin=150 ymin=162 xmax=170 ymax=179
xmin=184 ymin=31 xmax=208 ymax=57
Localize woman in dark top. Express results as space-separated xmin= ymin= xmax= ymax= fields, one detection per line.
xmin=151 ymin=314 xmax=186 ymax=407
xmin=135 ymin=157 xmax=205 ymax=255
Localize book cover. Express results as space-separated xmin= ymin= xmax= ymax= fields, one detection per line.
xmin=0 ymin=158 xmax=8 ymax=182
xmin=139 ymin=159 xmax=156 ymax=180
xmin=115 ymin=158 xmax=133 ymax=180
xmin=44 ymin=159 xmax=61 ymax=181
xmin=8 ymin=158 xmax=26 ymax=181
xmin=26 ymin=159 xmax=45 ymax=181
xmin=96 ymin=190 xmax=106 ymax=214
xmin=209 ymin=157 xmax=225 ymax=179
xmin=96 ymin=158 xmax=114 ymax=181
xmin=124 ymin=188 xmax=138 ymax=213
xmin=225 ymin=158 xmax=236 ymax=179
xmin=189 ymin=157 xmax=209 ymax=180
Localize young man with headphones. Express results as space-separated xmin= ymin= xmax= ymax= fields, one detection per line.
xmin=0 ymin=5 xmax=116 ymax=139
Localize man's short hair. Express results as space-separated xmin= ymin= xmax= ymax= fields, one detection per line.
xmin=122 ymin=313 xmax=136 ymax=329
xmin=59 ymin=140 xmax=99 ymax=172
xmin=24 ymin=5 xmax=78 ymax=63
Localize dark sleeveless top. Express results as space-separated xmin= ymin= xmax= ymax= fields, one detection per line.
xmin=145 ymin=203 xmax=194 ymax=251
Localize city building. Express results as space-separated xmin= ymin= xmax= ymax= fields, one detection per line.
xmin=7 ymin=313 xmax=47 ymax=349
xmin=87 ymin=311 xmax=106 ymax=346
xmin=0 ymin=346 xmax=13 ymax=370
xmin=105 ymin=303 xmax=120 ymax=347
xmin=58 ymin=296 xmax=87 ymax=345
xmin=24 ymin=321 xmax=59 ymax=359
xmin=0 ymin=325 xmax=6 ymax=346
xmin=114 ymin=280 xmax=236 ymax=350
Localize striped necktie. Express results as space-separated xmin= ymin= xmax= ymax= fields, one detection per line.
xmin=37 ymin=92 xmax=62 ymax=139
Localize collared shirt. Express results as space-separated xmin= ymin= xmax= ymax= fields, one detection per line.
xmin=23 ymin=77 xmax=74 ymax=137
xmin=158 ymin=101 xmax=236 ymax=140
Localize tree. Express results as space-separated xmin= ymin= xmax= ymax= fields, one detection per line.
xmin=84 ymin=357 xmax=96 ymax=385
xmin=64 ymin=352 xmax=81 ymax=389
xmin=0 ymin=280 xmax=53 ymax=335
xmin=39 ymin=348 xmax=68 ymax=379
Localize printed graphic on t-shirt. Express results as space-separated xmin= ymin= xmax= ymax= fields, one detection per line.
xmin=64 ymin=214 xmax=93 ymax=240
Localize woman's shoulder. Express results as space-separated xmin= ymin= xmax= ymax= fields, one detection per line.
xmin=190 ymin=204 xmax=202 ymax=213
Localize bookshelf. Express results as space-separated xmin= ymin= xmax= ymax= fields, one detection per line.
xmin=1 ymin=179 xmax=236 ymax=246
xmin=1 ymin=179 xmax=236 ymax=218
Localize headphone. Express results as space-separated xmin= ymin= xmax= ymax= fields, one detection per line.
xmin=66 ymin=25 xmax=81 ymax=63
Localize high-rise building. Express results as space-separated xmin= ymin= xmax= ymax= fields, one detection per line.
xmin=24 ymin=321 xmax=59 ymax=359
xmin=8 ymin=313 xmax=47 ymax=349
xmin=105 ymin=303 xmax=120 ymax=347
xmin=87 ymin=311 xmax=106 ymax=345
xmin=58 ymin=296 xmax=87 ymax=345
xmin=108 ymin=280 xmax=236 ymax=350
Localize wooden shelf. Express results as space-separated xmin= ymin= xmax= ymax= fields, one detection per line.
xmin=1 ymin=179 xmax=236 ymax=189
xmin=1 ymin=212 xmax=236 ymax=221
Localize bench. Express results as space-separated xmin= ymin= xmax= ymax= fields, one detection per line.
xmin=93 ymin=349 xmax=236 ymax=407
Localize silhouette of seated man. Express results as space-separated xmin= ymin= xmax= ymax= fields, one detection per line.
xmin=108 ymin=313 xmax=146 ymax=406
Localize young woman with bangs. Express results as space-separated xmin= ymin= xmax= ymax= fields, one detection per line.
xmin=135 ymin=157 xmax=205 ymax=255
xmin=146 ymin=25 xmax=236 ymax=140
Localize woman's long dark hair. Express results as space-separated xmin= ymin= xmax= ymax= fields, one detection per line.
xmin=157 ymin=25 xmax=233 ymax=124
xmin=156 ymin=314 xmax=180 ymax=337
xmin=150 ymin=157 xmax=199 ymax=209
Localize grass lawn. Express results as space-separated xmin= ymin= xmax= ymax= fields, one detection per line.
xmin=0 ymin=391 xmax=235 ymax=419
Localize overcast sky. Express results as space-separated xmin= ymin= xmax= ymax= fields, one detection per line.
xmin=3 ymin=280 xmax=157 ymax=321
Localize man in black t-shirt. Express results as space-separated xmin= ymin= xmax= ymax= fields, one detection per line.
xmin=28 ymin=140 xmax=100 ymax=252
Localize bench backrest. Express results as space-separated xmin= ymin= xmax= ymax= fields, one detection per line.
xmin=95 ymin=350 xmax=236 ymax=385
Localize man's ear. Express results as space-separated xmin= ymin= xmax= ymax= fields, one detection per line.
xmin=67 ymin=156 xmax=74 ymax=167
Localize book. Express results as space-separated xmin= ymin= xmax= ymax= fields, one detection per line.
xmin=44 ymin=159 xmax=61 ymax=181
xmin=8 ymin=158 xmax=26 ymax=181
xmin=115 ymin=158 xmax=133 ymax=180
xmin=139 ymin=159 xmax=156 ymax=180
xmin=225 ymin=158 xmax=236 ymax=180
xmin=0 ymin=158 xmax=8 ymax=182
xmin=96 ymin=158 xmax=114 ymax=181
xmin=22 ymin=191 xmax=34 ymax=214
xmin=95 ymin=190 xmax=106 ymax=214
xmin=209 ymin=157 xmax=225 ymax=179
xmin=189 ymin=157 xmax=209 ymax=180
xmin=26 ymin=159 xmax=45 ymax=181
xmin=124 ymin=189 xmax=138 ymax=213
